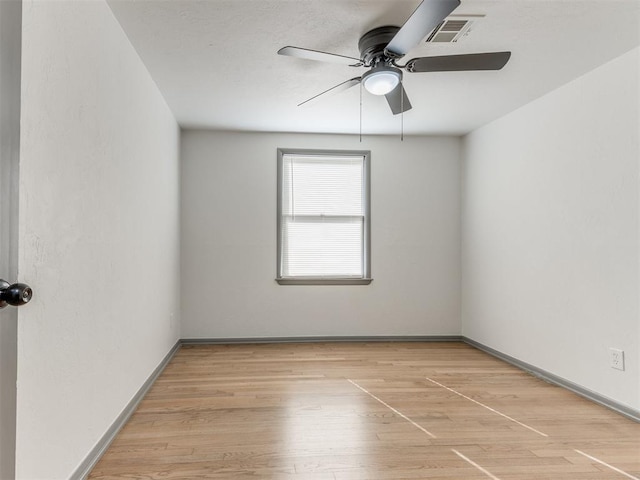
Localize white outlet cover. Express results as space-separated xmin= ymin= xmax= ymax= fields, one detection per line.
xmin=610 ymin=348 xmax=625 ymax=371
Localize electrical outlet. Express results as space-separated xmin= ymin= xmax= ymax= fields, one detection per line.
xmin=610 ymin=348 xmax=624 ymax=371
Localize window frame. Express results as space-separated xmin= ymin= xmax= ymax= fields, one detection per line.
xmin=276 ymin=148 xmax=372 ymax=285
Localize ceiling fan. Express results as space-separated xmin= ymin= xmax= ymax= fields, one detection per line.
xmin=278 ymin=0 xmax=511 ymax=115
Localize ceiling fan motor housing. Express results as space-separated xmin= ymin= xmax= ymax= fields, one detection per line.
xmin=358 ymin=26 xmax=400 ymax=65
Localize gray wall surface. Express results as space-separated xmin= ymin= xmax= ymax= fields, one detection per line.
xmin=181 ymin=131 xmax=462 ymax=339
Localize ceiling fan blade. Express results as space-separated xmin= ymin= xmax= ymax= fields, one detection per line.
xmin=385 ymin=83 xmax=413 ymax=115
xmin=298 ymin=77 xmax=362 ymax=107
xmin=278 ymin=46 xmax=363 ymax=66
xmin=406 ymin=52 xmax=512 ymax=72
xmin=385 ymin=0 xmax=460 ymax=58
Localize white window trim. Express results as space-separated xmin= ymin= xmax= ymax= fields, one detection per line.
xmin=276 ymin=148 xmax=372 ymax=286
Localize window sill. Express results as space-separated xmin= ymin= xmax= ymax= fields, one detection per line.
xmin=275 ymin=278 xmax=373 ymax=286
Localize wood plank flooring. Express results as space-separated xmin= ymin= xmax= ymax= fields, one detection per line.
xmin=89 ymin=342 xmax=640 ymax=479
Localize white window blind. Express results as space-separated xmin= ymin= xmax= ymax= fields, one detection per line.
xmin=278 ymin=151 xmax=370 ymax=281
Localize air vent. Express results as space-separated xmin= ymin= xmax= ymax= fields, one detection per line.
xmin=425 ymin=14 xmax=484 ymax=43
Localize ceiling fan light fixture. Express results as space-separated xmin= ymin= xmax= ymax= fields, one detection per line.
xmin=362 ymin=66 xmax=402 ymax=96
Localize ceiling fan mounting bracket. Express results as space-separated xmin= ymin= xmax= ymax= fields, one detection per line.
xmin=358 ymin=26 xmax=400 ymax=65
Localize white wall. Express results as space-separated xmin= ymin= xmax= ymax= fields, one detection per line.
xmin=16 ymin=1 xmax=181 ymax=478
xmin=462 ymin=47 xmax=640 ymax=411
xmin=181 ymin=131 xmax=461 ymax=339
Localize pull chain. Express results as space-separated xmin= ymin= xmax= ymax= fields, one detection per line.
xmin=400 ymin=82 xmax=404 ymax=142
xmin=359 ymin=81 xmax=363 ymax=143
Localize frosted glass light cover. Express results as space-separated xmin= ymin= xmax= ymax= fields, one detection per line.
xmin=363 ymin=71 xmax=400 ymax=95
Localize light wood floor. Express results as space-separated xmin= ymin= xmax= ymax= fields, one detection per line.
xmin=89 ymin=342 xmax=640 ymax=479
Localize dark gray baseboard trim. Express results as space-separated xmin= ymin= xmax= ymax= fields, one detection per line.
xmin=181 ymin=335 xmax=463 ymax=345
xmin=71 ymin=340 xmax=182 ymax=480
xmin=463 ymin=336 xmax=640 ymax=423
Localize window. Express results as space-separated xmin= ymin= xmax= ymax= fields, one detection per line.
xmin=276 ymin=149 xmax=371 ymax=285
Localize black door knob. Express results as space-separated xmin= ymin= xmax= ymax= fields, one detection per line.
xmin=0 ymin=279 xmax=33 ymax=308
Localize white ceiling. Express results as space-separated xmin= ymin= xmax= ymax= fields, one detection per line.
xmin=108 ymin=0 xmax=640 ymax=136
